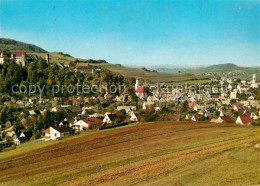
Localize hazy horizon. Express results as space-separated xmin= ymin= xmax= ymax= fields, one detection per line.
xmin=0 ymin=0 xmax=259 ymax=66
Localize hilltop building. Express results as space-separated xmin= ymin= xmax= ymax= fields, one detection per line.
xmin=11 ymin=51 xmax=27 ymax=66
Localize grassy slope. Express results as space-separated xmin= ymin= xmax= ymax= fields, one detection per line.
xmin=90 ymin=63 xmax=207 ymax=82
xmin=31 ymin=52 xmax=207 ymax=82
xmin=0 ymin=121 xmax=260 ymax=185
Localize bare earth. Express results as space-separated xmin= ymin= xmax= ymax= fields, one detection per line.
xmin=0 ymin=121 xmax=260 ymax=185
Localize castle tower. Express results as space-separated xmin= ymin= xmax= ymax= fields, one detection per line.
xmin=46 ymin=53 xmax=49 ymax=63
xmin=135 ymin=78 xmax=139 ymax=91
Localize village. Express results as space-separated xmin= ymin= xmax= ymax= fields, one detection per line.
xmin=0 ymin=50 xmax=260 ymax=150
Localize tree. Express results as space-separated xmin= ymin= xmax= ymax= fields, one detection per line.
xmin=181 ymin=100 xmax=188 ymax=112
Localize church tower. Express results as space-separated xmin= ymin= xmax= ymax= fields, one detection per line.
xmin=252 ymin=74 xmax=256 ymax=84
xmin=251 ymin=74 xmax=258 ymax=88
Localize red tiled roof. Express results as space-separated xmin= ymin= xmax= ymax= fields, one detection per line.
xmin=193 ymin=115 xmax=201 ymax=121
xmin=234 ymin=104 xmax=242 ymax=110
xmin=136 ymin=86 xmax=146 ymax=94
xmin=188 ymin=103 xmax=196 ymax=108
xmin=11 ymin=51 xmax=26 ymax=56
xmin=239 ymin=115 xmax=252 ymax=124
xmin=220 ymin=116 xmax=232 ymax=123
xmin=43 ymin=128 xmax=50 ymax=133
xmin=52 ymin=126 xmax=73 ymax=133
xmin=61 ymin=97 xmax=69 ymax=102
xmin=85 ymin=117 xmax=104 ymax=126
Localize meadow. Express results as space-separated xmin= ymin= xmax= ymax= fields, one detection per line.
xmin=0 ymin=121 xmax=260 ymax=185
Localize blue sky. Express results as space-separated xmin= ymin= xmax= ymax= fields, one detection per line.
xmin=0 ymin=0 xmax=259 ymax=66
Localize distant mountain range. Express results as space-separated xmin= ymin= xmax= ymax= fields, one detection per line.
xmin=0 ymin=38 xmax=47 ymax=53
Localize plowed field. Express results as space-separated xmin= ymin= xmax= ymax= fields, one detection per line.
xmin=0 ymin=121 xmax=260 ymax=185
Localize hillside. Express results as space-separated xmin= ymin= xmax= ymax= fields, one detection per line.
xmin=31 ymin=53 xmax=206 ymax=82
xmin=0 ymin=121 xmax=259 ymax=185
xmin=0 ymin=38 xmax=47 ymax=53
xmin=186 ymin=63 xmax=260 ymax=75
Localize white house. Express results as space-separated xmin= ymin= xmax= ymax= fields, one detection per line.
xmin=230 ymin=91 xmax=237 ymax=99
xmin=103 ymin=114 xmax=117 ymax=124
xmin=130 ymin=113 xmax=138 ymax=122
xmin=42 ymin=126 xmax=73 ymax=141
xmin=73 ymin=119 xmax=89 ymax=131
xmin=191 ymin=115 xmax=200 ymax=122
xmin=14 ymin=136 xmax=20 ymax=145
xmin=236 ymin=115 xmax=252 ymax=125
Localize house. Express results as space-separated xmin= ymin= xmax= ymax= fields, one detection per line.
xmin=42 ymin=126 xmax=74 ymax=140
xmin=136 ymin=86 xmax=147 ymax=100
xmin=13 ymin=135 xmax=21 ymax=145
xmin=75 ymin=63 xmax=92 ymax=73
xmin=103 ymin=114 xmax=118 ymax=124
xmin=86 ymin=117 xmax=104 ymax=129
xmin=63 ymin=61 xmax=71 ymax=67
xmin=5 ymin=121 xmax=12 ymax=128
xmin=236 ymin=115 xmax=252 ymax=125
xmin=241 ymin=79 xmax=248 ymax=84
xmin=233 ymin=104 xmax=242 ymax=111
xmin=230 ymin=91 xmax=237 ymax=99
xmin=117 ymin=106 xmax=136 ymax=112
xmin=210 ymin=119 xmax=223 ymax=124
xmin=129 ymin=113 xmax=138 ymax=122
xmin=185 ymin=114 xmax=191 ymax=120
xmin=73 ymin=119 xmax=89 ymax=131
xmin=243 ymin=110 xmax=258 ymax=120
xmin=19 ymin=131 xmax=33 ymax=142
xmin=191 ymin=115 xmax=201 ymax=122
xmin=218 ymin=116 xmax=233 ymax=123
xmin=11 ymin=51 xmax=26 ymax=66
xmin=73 ymin=117 xmax=103 ymax=131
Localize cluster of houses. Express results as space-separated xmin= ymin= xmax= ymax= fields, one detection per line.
xmin=135 ymin=74 xmax=260 ymax=124
xmin=42 ymin=107 xmax=138 ymax=141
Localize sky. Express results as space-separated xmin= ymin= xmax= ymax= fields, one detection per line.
xmin=0 ymin=0 xmax=259 ymax=66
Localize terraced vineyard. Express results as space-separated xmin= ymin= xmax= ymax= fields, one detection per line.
xmin=0 ymin=122 xmax=260 ymax=185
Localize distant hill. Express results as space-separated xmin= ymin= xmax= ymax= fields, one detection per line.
xmin=186 ymin=63 xmax=260 ymax=75
xmin=0 ymin=38 xmax=47 ymax=53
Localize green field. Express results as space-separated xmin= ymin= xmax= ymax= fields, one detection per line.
xmin=30 ymin=52 xmax=207 ymax=82
xmin=0 ymin=121 xmax=260 ymax=185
